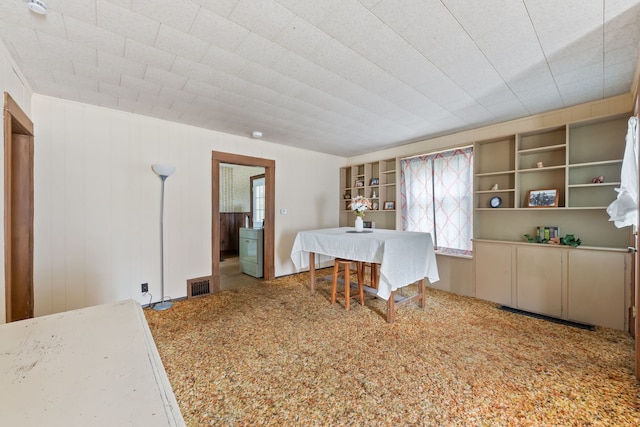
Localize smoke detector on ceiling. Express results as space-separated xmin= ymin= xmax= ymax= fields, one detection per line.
xmin=28 ymin=0 xmax=47 ymax=15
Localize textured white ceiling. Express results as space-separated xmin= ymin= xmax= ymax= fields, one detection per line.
xmin=1 ymin=0 xmax=639 ymax=156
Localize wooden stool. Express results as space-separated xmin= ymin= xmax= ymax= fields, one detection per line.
xmin=331 ymin=259 xmax=364 ymax=310
xmin=359 ymin=262 xmax=379 ymax=289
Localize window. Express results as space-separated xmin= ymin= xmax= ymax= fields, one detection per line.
xmin=400 ymin=147 xmax=473 ymax=256
xmin=251 ymin=174 xmax=265 ymax=228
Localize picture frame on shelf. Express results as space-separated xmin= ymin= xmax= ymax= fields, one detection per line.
xmin=355 ymin=180 xmax=364 ymax=187
xmin=372 ymin=202 xmax=379 ymax=210
xmin=383 ymin=201 xmax=395 ymax=210
xmin=526 ymin=188 xmax=559 ymax=208
xmin=370 ymin=178 xmax=379 ymax=185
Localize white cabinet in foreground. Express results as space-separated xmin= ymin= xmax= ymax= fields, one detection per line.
xmin=0 ymin=300 xmax=185 ymax=426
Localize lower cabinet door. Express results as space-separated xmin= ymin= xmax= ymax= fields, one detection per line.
xmin=516 ymin=246 xmax=562 ymax=318
xmin=474 ymin=242 xmax=512 ymax=306
xmin=567 ymin=250 xmax=627 ymax=330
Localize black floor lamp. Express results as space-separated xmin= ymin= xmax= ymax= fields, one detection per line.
xmin=152 ymin=164 xmax=175 ymax=311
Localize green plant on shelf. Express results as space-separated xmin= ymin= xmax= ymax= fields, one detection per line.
xmin=523 ymin=233 xmax=581 ymax=247
xmin=561 ymin=234 xmax=582 ymax=247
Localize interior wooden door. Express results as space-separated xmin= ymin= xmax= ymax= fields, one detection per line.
xmin=4 ymin=92 xmax=34 ymax=322
xmin=8 ymin=134 xmax=33 ymax=321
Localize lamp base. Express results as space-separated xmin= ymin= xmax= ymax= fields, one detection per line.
xmin=153 ymin=301 xmax=173 ymax=311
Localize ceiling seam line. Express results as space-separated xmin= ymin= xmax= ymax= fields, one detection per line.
xmin=522 ymin=0 xmax=564 ymax=106
xmin=274 ymin=0 xmax=460 ymax=121
xmin=439 ymin=0 xmax=529 ymax=116
xmin=254 ymin=1 xmax=444 ymax=128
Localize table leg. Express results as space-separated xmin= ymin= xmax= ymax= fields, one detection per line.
xmin=386 ymin=291 xmax=395 ymax=323
xmin=419 ymin=278 xmax=426 ymax=308
xmin=309 ymin=252 xmax=316 ymax=294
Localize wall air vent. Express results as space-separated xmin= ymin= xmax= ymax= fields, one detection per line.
xmin=187 ymin=276 xmax=211 ymax=299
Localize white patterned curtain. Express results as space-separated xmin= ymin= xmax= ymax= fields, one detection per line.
xmin=401 ymin=147 xmax=473 ymax=255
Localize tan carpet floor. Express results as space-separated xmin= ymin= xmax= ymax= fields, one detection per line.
xmin=145 ymin=271 xmax=640 ymax=426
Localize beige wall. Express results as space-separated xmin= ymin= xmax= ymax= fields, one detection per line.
xmin=0 ymin=41 xmax=33 ymax=324
xmin=31 ymin=95 xmax=343 ymax=316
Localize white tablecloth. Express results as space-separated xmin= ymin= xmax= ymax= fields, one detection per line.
xmin=290 ymin=227 xmax=439 ymax=300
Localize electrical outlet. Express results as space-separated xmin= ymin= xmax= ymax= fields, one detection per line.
xmin=141 ymin=283 xmax=148 ymax=293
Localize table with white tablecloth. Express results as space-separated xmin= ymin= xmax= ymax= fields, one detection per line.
xmin=290 ymin=227 xmax=439 ymax=322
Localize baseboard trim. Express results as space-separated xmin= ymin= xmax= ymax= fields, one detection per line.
xmin=498 ymin=306 xmax=595 ymax=331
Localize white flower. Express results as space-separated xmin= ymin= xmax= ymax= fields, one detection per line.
xmin=349 ymin=196 xmax=372 ymax=217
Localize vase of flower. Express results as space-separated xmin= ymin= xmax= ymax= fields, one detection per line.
xmin=349 ymin=195 xmax=372 ymax=233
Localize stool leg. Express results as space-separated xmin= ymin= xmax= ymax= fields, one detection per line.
xmin=344 ymin=264 xmax=350 ymax=311
xmin=372 ymin=263 xmax=379 ymax=289
xmin=331 ymin=261 xmax=339 ymax=305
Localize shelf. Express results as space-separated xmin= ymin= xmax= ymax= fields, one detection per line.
xmin=518 ymin=165 xmax=566 ymax=173
xmin=475 ymin=206 xmax=610 ymax=211
xmin=475 ymin=189 xmax=516 ymax=194
xmin=568 ymin=116 xmax=627 ymax=164
xmin=475 ymin=113 xmax=628 ymax=246
xmin=473 ymin=238 xmax=629 ymax=253
xmin=475 ymin=170 xmax=515 ymax=177
xmin=568 ymin=182 xmax=620 ymax=188
xmin=517 ymin=143 xmax=566 ymax=155
xmin=568 ymin=159 xmax=622 ymax=168
xmin=340 ymin=158 xmax=397 ymax=229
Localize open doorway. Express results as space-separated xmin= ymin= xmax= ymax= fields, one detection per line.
xmin=211 ymin=151 xmax=275 ymax=293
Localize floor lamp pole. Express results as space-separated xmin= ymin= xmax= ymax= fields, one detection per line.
xmin=152 ymin=164 xmax=175 ymax=311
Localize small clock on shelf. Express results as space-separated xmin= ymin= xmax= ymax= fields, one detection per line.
xmin=489 ymin=196 xmax=502 ymax=208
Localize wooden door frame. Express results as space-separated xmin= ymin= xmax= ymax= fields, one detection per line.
xmin=4 ymin=92 xmax=34 ymax=322
xmin=211 ymin=152 xmax=275 ymax=292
